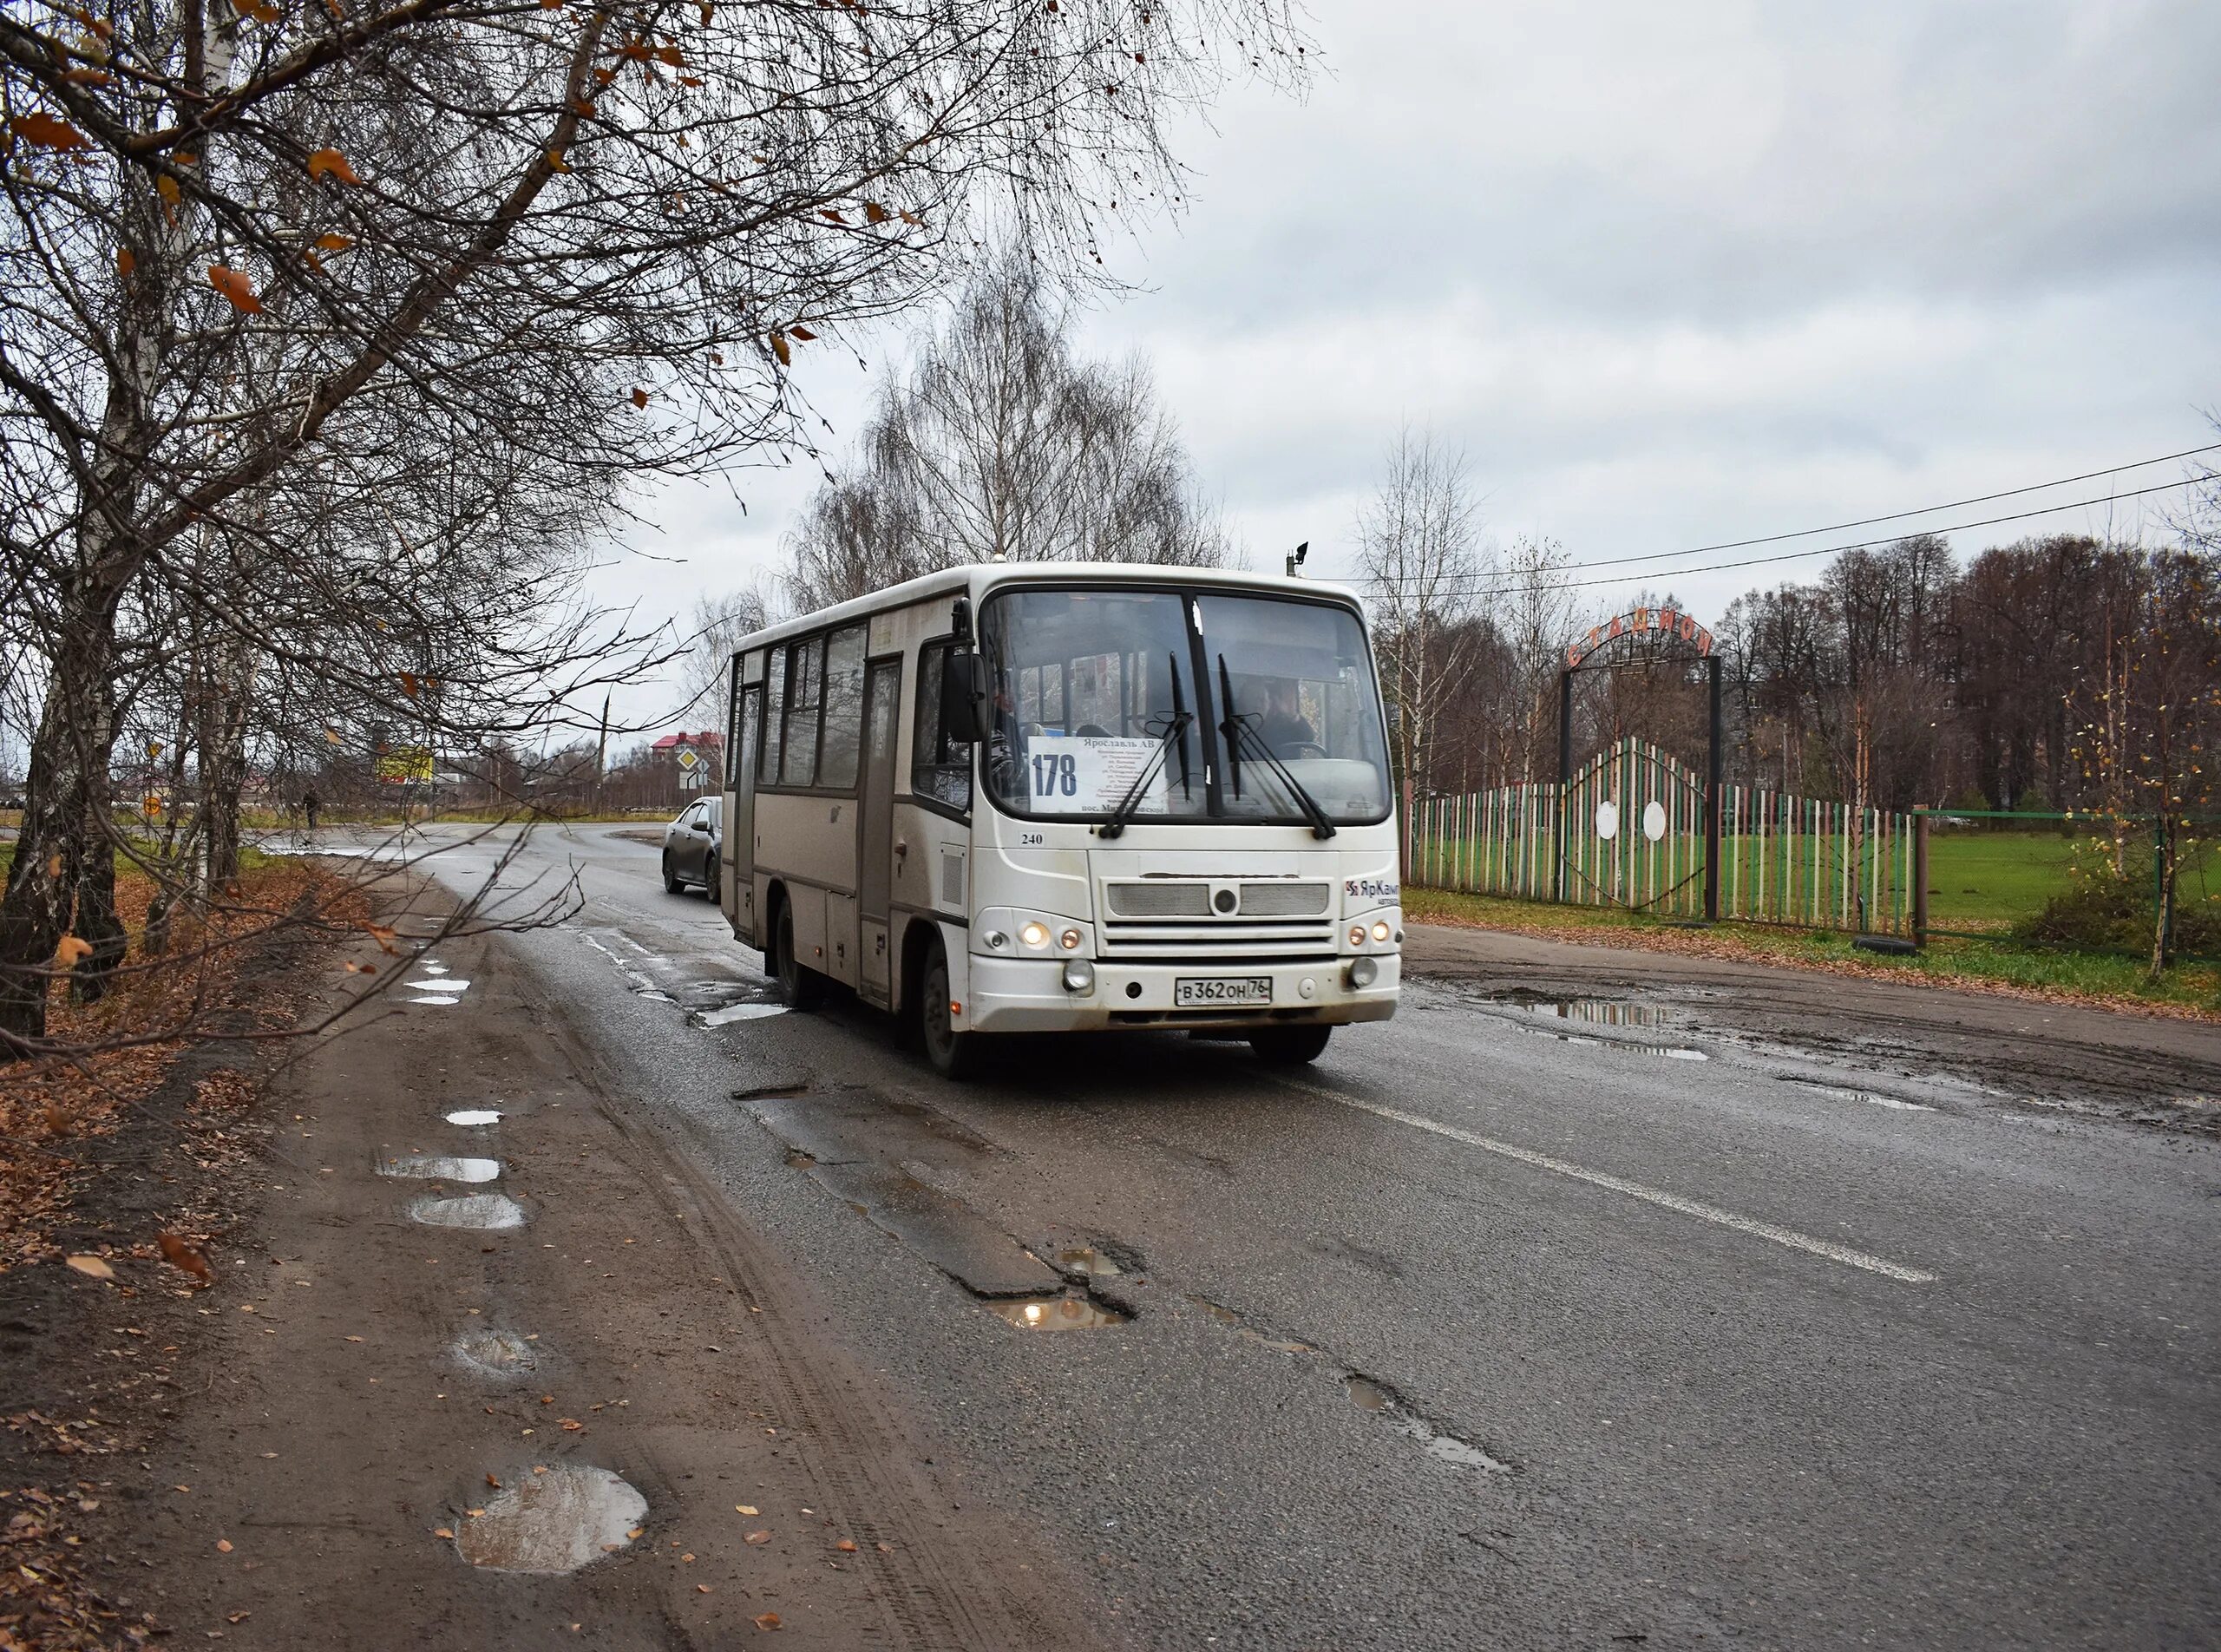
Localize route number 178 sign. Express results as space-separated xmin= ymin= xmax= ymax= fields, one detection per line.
xmin=1026 ymin=734 xmax=1168 ymax=814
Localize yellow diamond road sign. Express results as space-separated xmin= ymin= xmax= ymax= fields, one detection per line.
xmin=677 ymin=747 xmax=700 ymax=772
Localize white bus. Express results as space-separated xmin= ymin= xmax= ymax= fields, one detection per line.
xmin=717 ymin=562 xmax=1402 ymax=1076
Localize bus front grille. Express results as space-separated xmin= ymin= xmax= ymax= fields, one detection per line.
xmin=1103 ymin=881 xmax=1331 ymax=920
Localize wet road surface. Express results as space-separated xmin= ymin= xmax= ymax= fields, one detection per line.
xmin=306 ymin=820 xmax=2221 ymax=1649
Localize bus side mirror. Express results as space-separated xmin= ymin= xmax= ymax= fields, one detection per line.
xmin=941 ymin=649 xmax=991 ymax=744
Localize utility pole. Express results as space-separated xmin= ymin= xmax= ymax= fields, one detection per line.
xmin=1285 ymin=541 xmax=1308 ymax=579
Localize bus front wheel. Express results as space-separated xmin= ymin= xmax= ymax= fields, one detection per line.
xmin=917 ymin=941 xmax=979 ymax=1079
xmin=773 ymin=901 xmax=825 ymax=1010
xmin=1250 ymin=1025 xmax=1332 ymax=1065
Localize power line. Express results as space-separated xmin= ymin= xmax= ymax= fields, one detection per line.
xmin=1336 ymin=471 xmax=2209 ymax=600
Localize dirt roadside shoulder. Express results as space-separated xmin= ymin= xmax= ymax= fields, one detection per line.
xmin=1404 ymin=921 xmax=2221 ymax=1131
xmin=9 ymin=875 xmax=1107 ymax=1651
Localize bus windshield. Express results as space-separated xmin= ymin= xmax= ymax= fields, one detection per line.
xmin=977 ymin=587 xmax=1392 ymax=824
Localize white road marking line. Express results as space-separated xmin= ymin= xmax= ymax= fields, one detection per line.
xmin=1274 ymin=1077 xmax=1937 ymax=1284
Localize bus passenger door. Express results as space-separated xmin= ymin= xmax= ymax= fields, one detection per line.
xmin=855 ymin=659 xmax=901 ymax=1006
xmin=729 ymin=683 xmax=761 ymax=944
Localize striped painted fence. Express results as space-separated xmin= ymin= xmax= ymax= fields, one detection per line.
xmin=1410 ymin=740 xmax=1918 ymax=935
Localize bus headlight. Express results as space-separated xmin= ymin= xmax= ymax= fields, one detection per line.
xmin=1348 ymin=924 xmax=1366 ymax=947
xmin=1347 ymin=956 xmax=1379 ymax=988
xmin=1370 ymin=920 xmax=1392 ymax=943
xmin=1059 ymin=928 xmax=1082 ymax=951
xmin=1019 ymin=921 xmax=1051 ymax=949
xmin=1061 ymin=960 xmax=1096 ymax=994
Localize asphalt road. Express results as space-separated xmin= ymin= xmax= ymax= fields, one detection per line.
xmin=329 ymin=819 xmax=2221 ymax=1649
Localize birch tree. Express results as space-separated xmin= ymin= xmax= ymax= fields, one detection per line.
xmin=0 ymin=0 xmax=1307 ymax=1052
xmin=1354 ymin=427 xmax=1489 ymax=810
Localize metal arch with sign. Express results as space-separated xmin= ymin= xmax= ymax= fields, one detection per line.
xmin=1556 ymin=607 xmax=1723 ymax=920
xmin=375 ymin=745 xmax=434 ymax=784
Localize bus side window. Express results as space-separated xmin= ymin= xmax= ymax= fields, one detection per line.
xmin=912 ymin=642 xmax=973 ymax=811
xmin=781 ymin=636 xmax=822 ymax=787
xmin=817 ymin=626 xmax=867 ymax=790
xmin=760 ymin=644 xmax=787 ymax=783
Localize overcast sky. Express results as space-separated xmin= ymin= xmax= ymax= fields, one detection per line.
xmin=599 ymin=0 xmax=2221 ymax=739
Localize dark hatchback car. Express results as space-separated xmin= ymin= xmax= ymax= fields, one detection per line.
xmin=660 ymin=796 xmax=721 ymax=896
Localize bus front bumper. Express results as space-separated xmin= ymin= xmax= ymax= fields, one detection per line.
xmin=959 ymin=954 xmax=1400 ymax=1035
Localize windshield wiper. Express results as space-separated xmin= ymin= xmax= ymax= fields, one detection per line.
xmin=1216 ymin=654 xmax=1337 ymax=840
xmin=1096 ymin=660 xmax=1193 ymax=839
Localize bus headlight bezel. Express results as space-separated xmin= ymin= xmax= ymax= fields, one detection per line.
xmin=1347 ymin=955 xmax=1380 ymax=988
xmin=1061 ymin=959 xmax=1096 ymax=994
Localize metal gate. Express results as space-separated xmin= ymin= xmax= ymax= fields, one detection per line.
xmin=1559 ymin=737 xmax=1711 ymax=918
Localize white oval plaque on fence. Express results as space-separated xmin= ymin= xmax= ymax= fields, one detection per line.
xmin=1643 ymin=800 xmax=1668 ymax=842
xmin=1594 ymin=800 xmax=1620 ymax=841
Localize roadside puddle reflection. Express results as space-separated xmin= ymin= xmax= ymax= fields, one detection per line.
xmin=986 ymin=1293 xmax=1128 ymax=1331
xmin=452 ymin=1328 xmax=538 ymax=1376
xmin=1551 ymin=999 xmax=1665 ymax=1027
xmin=409 ymin=1192 xmax=527 ymax=1229
xmin=380 ymin=1155 xmax=501 ymax=1182
xmin=452 ymin=1464 xmax=646 ymax=1573
xmin=1057 ymin=1247 xmax=1123 ymax=1278
xmin=444 ymin=1110 xmax=502 ymax=1127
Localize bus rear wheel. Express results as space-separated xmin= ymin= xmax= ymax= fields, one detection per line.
xmin=772 ymin=900 xmax=825 ymax=1010
xmin=1249 ymin=1024 xmax=1332 ymax=1065
xmin=917 ymin=941 xmax=979 ymax=1079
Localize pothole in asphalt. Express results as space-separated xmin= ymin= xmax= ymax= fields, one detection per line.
xmin=451 ymin=1465 xmax=646 ymax=1573
xmin=409 ymin=1192 xmax=527 ymax=1229
xmin=1346 ymin=1375 xmax=1509 ymax=1473
xmin=986 ymin=1293 xmax=1129 ymax=1331
xmin=379 ymin=1155 xmax=501 ymax=1182
xmin=445 ymin=1110 xmax=502 ymax=1127
xmin=452 ymin=1328 xmax=538 ymax=1376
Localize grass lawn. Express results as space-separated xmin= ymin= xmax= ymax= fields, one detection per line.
xmin=1404 ymin=884 xmax=2221 ymax=1020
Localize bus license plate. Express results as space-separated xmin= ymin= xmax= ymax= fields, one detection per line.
xmin=1175 ymin=976 xmax=1272 ymax=1007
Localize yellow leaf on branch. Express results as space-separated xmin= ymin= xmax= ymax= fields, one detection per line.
xmin=207 ymin=265 xmax=263 ymax=312
xmin=306 ymin=148 xmax=361 ymax=184
xmin=11 ymin=113 xmax=89 ymax=151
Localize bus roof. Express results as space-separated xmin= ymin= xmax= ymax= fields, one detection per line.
xmin=729 ymin=560 xmax=1367 ymax=656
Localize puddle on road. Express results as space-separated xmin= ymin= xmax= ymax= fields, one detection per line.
xmin=1056 ymin=1247 xmax=1123 ymax=1278
xmin=1346 ymin=1375 xmax=1509 ymax=1473
xmin=380 ymin=1155 xmax=501 ymax=1183
xmin=452 ymin=1464 xmax=646 ymax=1574
xmin=695 ymin=1001 xmax=788 ymax=1026
xmin=409 ymin=977 xmax=469 ymax=993
xmin=1782 ymin=1078 xmax=1935 ymax=1112
xmin=407 ymin=995 xmax=463 ymax=1006
xmin=452 ymin=1328 xmax=538 ymax=1377
xmin=445 ymin=1110 xmax=502 ymax=1127
xmin=1550 ymin=999 xmax=1666 ymax=1027
xmin=986 ymin=1293 xmax=1129 ymax=1332
xmin=409 ymin=1192 xmax=527 ymax=1229
xmin=1188 ymin=1296 xmax=1314 ymax=1354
